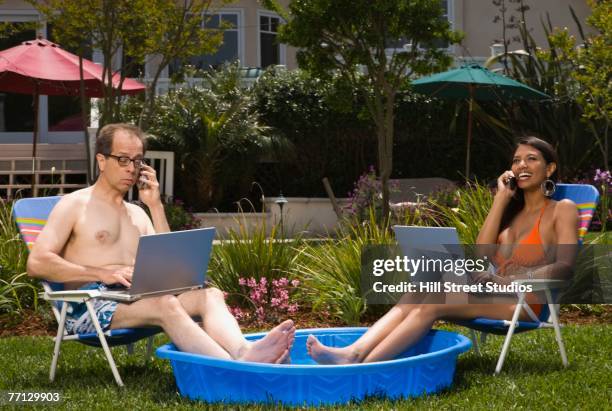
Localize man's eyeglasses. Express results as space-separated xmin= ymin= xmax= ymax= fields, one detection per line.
xmin=106 ymin=154 xmax=145 ymax=168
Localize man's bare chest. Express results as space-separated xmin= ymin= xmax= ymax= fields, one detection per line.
xmin=68 ymin=207 xmax=142 ymax=251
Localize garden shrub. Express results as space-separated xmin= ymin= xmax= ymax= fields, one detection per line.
xmin=0 ymin=199 xmax=38 ymax=313
xmin=251 ymin=68 xmax=377 ymax=198
xmin=162 ymin=198 xmax=200 ymax=231
xmin=295 ymin=209 xmax=396 ymax=325
xmin=121 ymin=63 xmax=274 ymax=212
xmin=227 ymin=276 xmax=300 ymax=326
xmin=208 ymin=218 xmax=304 ymax=324
xmin=574 ymin=168 xmax=612 ymax=232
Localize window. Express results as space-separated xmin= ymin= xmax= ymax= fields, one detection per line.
xmin=385 ymin=0 xmax=452 ymax=51
xmin=0 ymin=23 xmax=37 ymax=132
xmin=169 ymin=11 xmax=241 ymax=75
xmin=259 ymin=14 xmax=283 ymax=68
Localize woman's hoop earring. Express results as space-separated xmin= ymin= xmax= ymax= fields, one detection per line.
xmin=541 ymin=179 xmax=556 ymax=197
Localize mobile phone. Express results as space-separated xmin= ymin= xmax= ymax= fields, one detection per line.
xmin=137 ymin=169 xmax=148 ymax=189
xmin=506 ymin=176 xmax=517 ymax=190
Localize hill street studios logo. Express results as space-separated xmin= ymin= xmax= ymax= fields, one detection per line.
xmin=361 ymin=244 xmax=610 ymax=305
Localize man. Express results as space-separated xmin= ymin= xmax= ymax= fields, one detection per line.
xmin=27 ymin=123 xmax=294 ymax=363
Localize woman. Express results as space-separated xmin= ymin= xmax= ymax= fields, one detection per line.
xmin=307 ymin=136 xmax=579 ymax=364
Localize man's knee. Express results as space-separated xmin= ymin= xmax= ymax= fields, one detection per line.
xmin=158 ymin=295 xmax=184 ymax=316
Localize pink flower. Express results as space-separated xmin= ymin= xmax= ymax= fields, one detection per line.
xmin=250 ymin=290 xmax=264 ymax=303
xmin=255 ymin=307 xmax=265 ymax=322
xmin=230 ymin=306 xmax=246 ymax=320
xmin=238 ymin=277 xmax=246 ymax=286
xmin=291 ymin=279 xmax=300 ymax=287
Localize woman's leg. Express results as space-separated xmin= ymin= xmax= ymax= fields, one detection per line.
xmin=307 ymin=293 xmax=425 ymax=364
xmin=308 ymin=298 xmax=517 ymax=364
xmin=362 ymin=303 xmax=515 ymax=362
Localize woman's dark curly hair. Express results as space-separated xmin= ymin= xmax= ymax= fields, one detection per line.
xmin=499 ymin=136 xmax=559 ymax=231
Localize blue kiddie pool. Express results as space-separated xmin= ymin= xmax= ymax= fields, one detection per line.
xmin=156 ymin=327 xmax=471 ymax=406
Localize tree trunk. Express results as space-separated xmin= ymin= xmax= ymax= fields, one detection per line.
xmin=381 ymin=87 xmax=396 ymax=227
xmin=78 ymin=52 xmax=93 ymax=185
xmin=377 ymin=106 xmax=394 ymax=226
xmin=139 ymin=65 xmax=163 ymax=131
xmin=370 ymin=79 xmax=395 ymax=227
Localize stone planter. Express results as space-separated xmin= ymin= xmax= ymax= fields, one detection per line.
xmin=194 ymin=197 xmax=348 ymax=238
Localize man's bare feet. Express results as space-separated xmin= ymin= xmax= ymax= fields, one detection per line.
xmin=306 ymin=335 xmax=360 ymax=365
xmin=237 ymin=319 xmax=295 ymax=363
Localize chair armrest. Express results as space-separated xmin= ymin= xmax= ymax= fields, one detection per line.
xmin=511 ymin=278 xmax=569 ymax=292
xmin=41 ymin=289 xmax=102 ymax=303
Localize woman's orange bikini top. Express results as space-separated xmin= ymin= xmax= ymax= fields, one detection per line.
xmin=495 ymin=201 xmax=548 ymax=274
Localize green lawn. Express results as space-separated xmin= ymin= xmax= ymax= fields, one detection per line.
xmin=1 ymin=324 xmax=610 ymax=410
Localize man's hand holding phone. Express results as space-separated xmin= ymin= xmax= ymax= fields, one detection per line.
xmin=137 ymin=163 xmax=162 ymax=207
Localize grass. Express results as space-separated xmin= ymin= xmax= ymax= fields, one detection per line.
xmin=584 ymin=231 xmax=611 ymax=244
xmin=1 ymin=323 xmax=610 ymax=410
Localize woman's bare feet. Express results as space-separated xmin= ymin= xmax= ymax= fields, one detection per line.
xmin=279 ymin=328 xmax=296 ymax=364
xmin=306 ymin=335 xmax=360 ymax=365
xmin=237 ymin=319 xmax=295 ymax=363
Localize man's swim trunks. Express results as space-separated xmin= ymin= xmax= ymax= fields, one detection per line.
xmin=64 ymin=282 xmax=118 ymax=334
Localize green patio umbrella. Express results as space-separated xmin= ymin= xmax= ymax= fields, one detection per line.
xmin=411 ymin=64 xmax=550 ymax=179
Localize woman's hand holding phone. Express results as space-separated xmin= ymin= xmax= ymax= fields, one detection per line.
xmin=496 ymin=170 xmax=517 ymax=200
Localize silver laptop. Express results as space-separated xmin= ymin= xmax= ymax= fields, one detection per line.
xmin=99 ymin=227 xmax=216 ymax=302
xmin=393 ymin=225 xmax=504 ymax=288
xmin=392 ymin=225 xmax=464 ymax=282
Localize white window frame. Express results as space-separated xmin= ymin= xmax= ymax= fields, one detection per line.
xmin=161 ymin=8 xmax=245 ymax=79
xmin=207 ymin=8 xmax=245 ymax=66
xmin=257 ymin=10 xmax=286 ymax=68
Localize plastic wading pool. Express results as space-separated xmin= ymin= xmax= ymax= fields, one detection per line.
xmin=156 ymin=327 xmax=472 ymax=406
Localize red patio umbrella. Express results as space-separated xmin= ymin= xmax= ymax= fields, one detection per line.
xmin=0 ymin=38 xmax=146 ymax=193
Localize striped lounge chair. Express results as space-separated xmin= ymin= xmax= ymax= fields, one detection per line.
xmin=13 ymin=196 xmax=161 ymax=387
xmin=455 ymin=183 xmax=600 ymax=374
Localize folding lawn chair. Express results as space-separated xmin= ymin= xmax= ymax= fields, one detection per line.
xmin=454 ymin=183 xmax=600 ymax=374
xmin=13 ymin=196 xmax=162 ymax=387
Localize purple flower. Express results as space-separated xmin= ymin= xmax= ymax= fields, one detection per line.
xmin=594 ymin=169 xmax=611 ymax=185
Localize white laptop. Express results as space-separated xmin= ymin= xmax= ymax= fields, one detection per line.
xmin=99 ymin=227 xmax=216 ymax=302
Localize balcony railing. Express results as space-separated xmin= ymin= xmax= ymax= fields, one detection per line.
xmin=0 ymin=149 xmax=174 ymax=200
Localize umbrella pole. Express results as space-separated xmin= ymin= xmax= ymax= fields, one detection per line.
xmin=465 ymin=86 xmax=474 ymax=181
xmin=31 ymin=85 xmax=39 ymax=197
xmin=79 ymin=52 xmax=93 ymax=185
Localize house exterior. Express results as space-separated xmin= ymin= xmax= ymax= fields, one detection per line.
xmin=0 ymin=0 xmax=594 ymax=197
